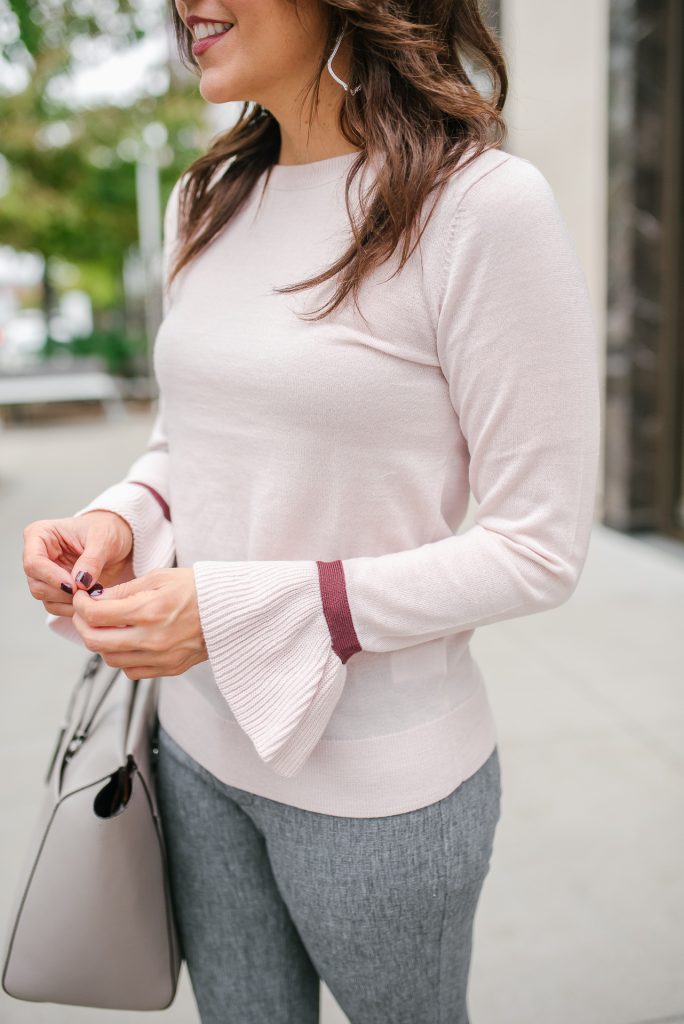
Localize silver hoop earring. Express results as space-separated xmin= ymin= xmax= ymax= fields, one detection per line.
xmin=326 ymin=29 xmax=361 ymax=95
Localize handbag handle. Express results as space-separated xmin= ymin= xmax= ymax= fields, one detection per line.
xmin=73 ymin=661 xmax=126 ymax=741
xmin=44 ymin=653 xmax=126 ymax=783
xmin=45 ymin=653 xmax=99 ymax=783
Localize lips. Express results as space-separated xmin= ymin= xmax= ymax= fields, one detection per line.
xmin=190 ymin=23 xmax=234 ymax=57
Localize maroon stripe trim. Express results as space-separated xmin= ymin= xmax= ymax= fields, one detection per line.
xmin=129 ymin=481 xmax=171 ymax=522
xmin=316 ymin=559 xmax=361 ymax=665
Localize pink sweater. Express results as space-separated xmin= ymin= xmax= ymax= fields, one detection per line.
xmin=47 ymin=146 xmax=602 ymax=816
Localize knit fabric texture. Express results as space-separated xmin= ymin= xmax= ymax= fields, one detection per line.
xmin=46 ymin=145 xmax=601 ymax=816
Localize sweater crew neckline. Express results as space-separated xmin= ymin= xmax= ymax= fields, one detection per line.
xmin=264 ymin=150 xmax=361 ymax=190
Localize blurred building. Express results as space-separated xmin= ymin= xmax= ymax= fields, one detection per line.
xmin=498 ymin=0 xmax=684 ymax=545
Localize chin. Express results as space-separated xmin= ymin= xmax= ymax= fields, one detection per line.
xmin=198 ymin=72 xmax=246 ymax=104
xmin=199 ymin=83 xmax=234 ymax=104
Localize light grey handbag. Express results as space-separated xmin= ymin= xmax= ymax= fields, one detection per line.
xmin=1 ymin=652 xmax=183 ymax=1010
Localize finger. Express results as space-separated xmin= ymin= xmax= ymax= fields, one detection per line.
xmin=69 ymin=512 xmax=134 ymax=591
xmin=70 ymin=543 xmax=108 ymax=592
xmin=121 ymin=667 xmax=159 ymax=680
xmin=23 ymin=531 xmax=75 ymax=593
xmin=44 ymin=601 xmax=75 ymax=618
xmin=102 ymin=650 xmax=160 ymax=669
xmin=26 ymin=575 xmax=74 ymax=603
xmin=72 ymin=588 xmax=153 ymax=628
xmin=72 ymin=622 xmax=153 ymax=654
xmin=90 ymin=572 xmax=168 ymax=602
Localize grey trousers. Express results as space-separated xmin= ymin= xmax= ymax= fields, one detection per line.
xmin=155 ymin=722 xmax=502 ymax=1024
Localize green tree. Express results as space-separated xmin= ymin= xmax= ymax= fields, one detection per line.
xmin=0 ymin=0 xmax=205 ymax=322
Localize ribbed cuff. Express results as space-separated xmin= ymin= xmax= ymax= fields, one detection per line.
xmin=74 ymin=481 xmax=176 ymax=578
xmin=193 ymin=560 xmax=348 ymax=778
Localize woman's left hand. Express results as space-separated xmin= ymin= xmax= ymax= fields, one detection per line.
xmin=71 ymin=567 xmax=208 ymax=679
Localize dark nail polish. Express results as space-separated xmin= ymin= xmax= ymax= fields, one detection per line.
xmin=60 ymin=582 xmax=73 ymax=594
xmin=75 ymin=570 xmax=93 ymax=588
xmin=87 ymin=583 xmax=104 ymax=596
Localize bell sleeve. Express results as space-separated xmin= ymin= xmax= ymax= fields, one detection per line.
xmin=190 ymin=155 xmax=602 ymax=779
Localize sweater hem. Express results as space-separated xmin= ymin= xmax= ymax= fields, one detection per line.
xmin=157 ymin=671 xmax=498 ymax=817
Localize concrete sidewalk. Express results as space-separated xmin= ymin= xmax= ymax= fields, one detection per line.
xmin=1 ymin=410 xmax=682 ymax=1024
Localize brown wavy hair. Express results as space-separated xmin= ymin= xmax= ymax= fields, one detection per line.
xmin=168 ymin=0 xmax=508 ymax=322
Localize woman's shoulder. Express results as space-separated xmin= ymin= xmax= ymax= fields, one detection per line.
xmin=437 ymin=146 xmax=559 ymax=227
xmin=418 ymin=147 xmax=567 ymax=279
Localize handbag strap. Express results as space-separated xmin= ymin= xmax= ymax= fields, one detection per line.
xmin=67 ymin=652 xmax=102 ymax=718
xmin=78 ymin=662 xmax=124 ymax=735
xmin=65 ymin=659 xmax=129 ymax=760
xmin=45 ymin=653 xmax=127 ymax=783
xmin=45 ymin=652 xmax=102 ymax=783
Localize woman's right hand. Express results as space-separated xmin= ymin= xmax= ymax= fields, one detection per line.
xmin=22 ymin=511 xmax=135 ymax=619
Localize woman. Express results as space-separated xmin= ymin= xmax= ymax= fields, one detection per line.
xmin=23 ymin=0 xmax=601 ymax=1020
